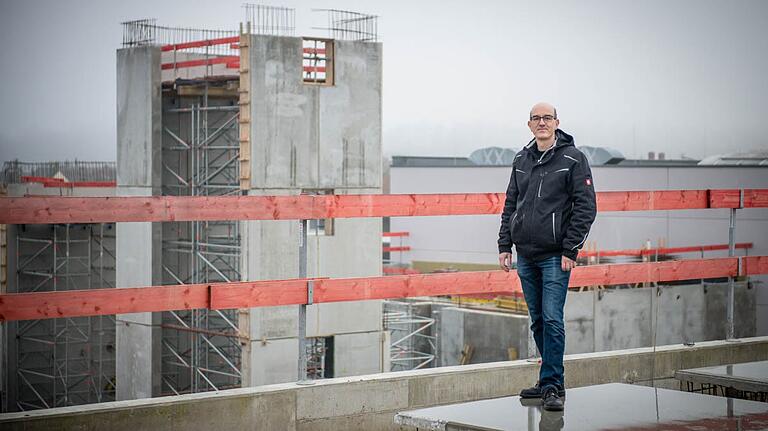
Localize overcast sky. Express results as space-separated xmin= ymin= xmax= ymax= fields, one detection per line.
xmin=1 ymin=0 xmax=767 ymax=162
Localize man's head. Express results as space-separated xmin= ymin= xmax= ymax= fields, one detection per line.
xmin=528 ymin=102 xmax=559 ymax=141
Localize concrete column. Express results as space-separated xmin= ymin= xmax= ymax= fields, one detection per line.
xmin=239 ymin=35 xmax=385 ymax=387
xmin=115 ymin=46 xmax=162 ymax=400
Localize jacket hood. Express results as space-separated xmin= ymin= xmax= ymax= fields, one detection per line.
xmin=524 ymin=129 xmax=575 ymax=154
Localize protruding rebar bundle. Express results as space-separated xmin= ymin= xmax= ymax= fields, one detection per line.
xmin=312 ymin=9 xmax=379 ymax=42
xmin=242 ymin=4 xmax=295 ymax=36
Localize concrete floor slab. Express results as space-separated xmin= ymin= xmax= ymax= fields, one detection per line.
xmin=395 ymin=383 xmax=768 ymax=431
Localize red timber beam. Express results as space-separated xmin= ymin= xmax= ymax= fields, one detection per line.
xmin=578 ymin=242 xmax=753 ymax=258
xmin=742 ymin=256 xmax=768 ymax=276
xmin=160 ymin=36 xmax=240 ymax=52
xmin=383 ymin=246 xmax=410 ymax=252
xmin=383 ymin=232 xmax=410 ymax=237
xmin=3 ymin=189 xmax=768 ymax=225
xmin=161 ymin=56 xmax=239 ymax=70
xmin=1 ymin=257 xmax=759 ymax=322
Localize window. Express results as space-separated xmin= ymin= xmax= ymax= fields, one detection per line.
xmin=302 ymin=189 xmax=335 ymax=236
xmin=302 ymin=38 xmax=334 ymax=85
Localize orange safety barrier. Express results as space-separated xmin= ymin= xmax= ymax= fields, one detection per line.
xmin=578 ymin=242 xmax=753 ymax=258
xmin=383 ymin=232 xmax=409 ymax=237
xmin=1 ymin=256 xmax=762 ymax=322
xmin=3 ymin=189 xmax=768 ymax=225
xmin=742 ymin=256 xmax=768 ymax=276
xmin=383 ymin=246 xmax=410 ymax=252
xmin=160 ymin=36 xmax=240 ymax=52
xmin=161 ymin=56 xmax=239 ymax=70
xmin=21 ymin=176 xmax=116 ymax=188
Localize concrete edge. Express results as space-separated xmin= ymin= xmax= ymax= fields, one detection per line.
xmin=2 ymin=336 xmax=767 ymax=426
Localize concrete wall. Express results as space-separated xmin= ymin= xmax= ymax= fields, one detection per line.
xmin=568 ymin=281 xmax=755 ymax=353
xmin=240 ymin=35 xmax=384 ymax=386
xmin=433 ymin=281 xmax=755 ymax=366
xmin=3 ymin=337 xmax=767 ymax=431
xmin=247 ymin=36 xmax=382 ymax=190
xmin=389 ymin=165 xmax=768 ymax=334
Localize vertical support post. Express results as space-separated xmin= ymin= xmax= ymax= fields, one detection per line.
xmin=115 ymin=45 xmax=163 ymax=400
xmin=297 ymin=219 xmax=314 ymax=385
xmin=725 ymin=189 xmax=742 ymax=341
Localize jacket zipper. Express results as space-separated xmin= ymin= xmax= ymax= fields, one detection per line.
xmin=538 ymin=142 xmax=555 ymax=163
xmin=537 ymin=180 xmax=543 ymax=197
xmin=552 ymin=212 xmax=556 ymax=242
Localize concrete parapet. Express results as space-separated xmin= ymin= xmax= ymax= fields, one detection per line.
xmin=4 ymin=337 xmax=767 ymax=430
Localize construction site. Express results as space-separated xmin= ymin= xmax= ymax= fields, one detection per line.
xmin=1 ymin=4 xmax=768 ymax=430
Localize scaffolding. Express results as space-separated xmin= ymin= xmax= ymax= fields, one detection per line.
xmin=384 ymin=301 xmax=436 ymax=371
xmin=160 ymin=79 xmax=243 ymax=395
xmin=10 ymin=223 xmax=116 ymax=411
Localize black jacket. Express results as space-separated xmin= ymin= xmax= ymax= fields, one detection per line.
xmin=498 ymin=129 xmax=597 ymax=261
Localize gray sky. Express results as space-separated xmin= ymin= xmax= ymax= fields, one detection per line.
xmin=1 ymin=0 xmax=767 ymax=162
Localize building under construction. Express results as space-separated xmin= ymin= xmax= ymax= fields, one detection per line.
xmin=1 ymin=5 xmax=768 ymax=430
xmin=2 ymin=5 xmax=386 ymax=410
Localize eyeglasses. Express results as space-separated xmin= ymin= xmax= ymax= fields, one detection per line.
xmin=529 ymin=115 xmax=556 ymax=123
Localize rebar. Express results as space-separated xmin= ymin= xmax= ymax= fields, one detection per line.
xmin=312 ymin=9 xmax=379 ymax=42
xmin=242 ymin=4 xmax=295 ymax=36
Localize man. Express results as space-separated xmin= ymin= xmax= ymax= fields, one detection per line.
xmin=497 ymin=102 xmax=596 ymax=411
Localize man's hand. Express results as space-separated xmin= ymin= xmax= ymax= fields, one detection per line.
xmin=561 ymin=255 xmax=576 ymax=272
xmin=499 ymin=252 xmax=512 ymax=272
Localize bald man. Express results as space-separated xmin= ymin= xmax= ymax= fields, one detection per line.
xmin=498 ymin=103 xmax=596 ymax=411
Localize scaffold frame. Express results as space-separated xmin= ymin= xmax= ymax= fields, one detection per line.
xmin=10 ymin=223 xmax=116 ymax=411
xmin=160 ymin=80 xmax=243 ymax=395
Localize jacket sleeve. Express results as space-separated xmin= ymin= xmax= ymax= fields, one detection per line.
xmin=498 ymin=168 xmax=519 ymax=254
xmin=562 ymin=151 xmax=597 ymax=260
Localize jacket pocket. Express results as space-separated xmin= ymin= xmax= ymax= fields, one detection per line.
xmin=551 ymin=212 xmax=558 ymax=245
xmin=510 ymin=212 xmax=524 ymax=243
xmin=551 ymin=211 xmax=565 ymax=246
xmin=531 ymin=211 xmax=561 ymax=248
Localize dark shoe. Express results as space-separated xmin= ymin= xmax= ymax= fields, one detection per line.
xmin=542 ymin=386 xmax=564 ymax=412
xmin=520 ymin=381 xmax=565 ymax=399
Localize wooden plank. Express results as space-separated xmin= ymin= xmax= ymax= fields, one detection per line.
xmin=210 ymin=279 xmax=308 ymax=309
xmin=0 ymin=195 xmax=325 ymax=224
xmin=382 ymin=232 xmax=409 ymax=237
xmin=1 ymin=190 xmax=730 ymax=225
xmin=569 ymin=258 xmax=738 ymax=287
xmin=578 ymin=243 xmax=752 ymax=258
xmin=0 ymin=257 xmax=761 ymax=322
xmin=161 ymin=56 xmax=239 ymax=70
xmin=161 ymin=36 xmax=240 ymax=52
xmin=383 ymin=246 xmax=410 ymax=252
xmin=313 ymin=270 xmax=522 ymax=303
xmin=0 ymin=194 xmax=504 ymax=224
xmin=709 ymin=189 xmax=741 ymax=209
xmin=744 ymin=189 xmax=768 ymax=208
xmin=742 ymin=256 xmax=768 ymax=276
xmin=0 ymin=284 xmax=209 ymax=322
xmin=597 ymin=190 xmax=709 ymax=211
xmin=460 ymin=345 xmax=474 ymax=365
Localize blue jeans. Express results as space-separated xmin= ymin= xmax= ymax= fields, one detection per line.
xmin=516 ymin=255 xmax=571 ymax=390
